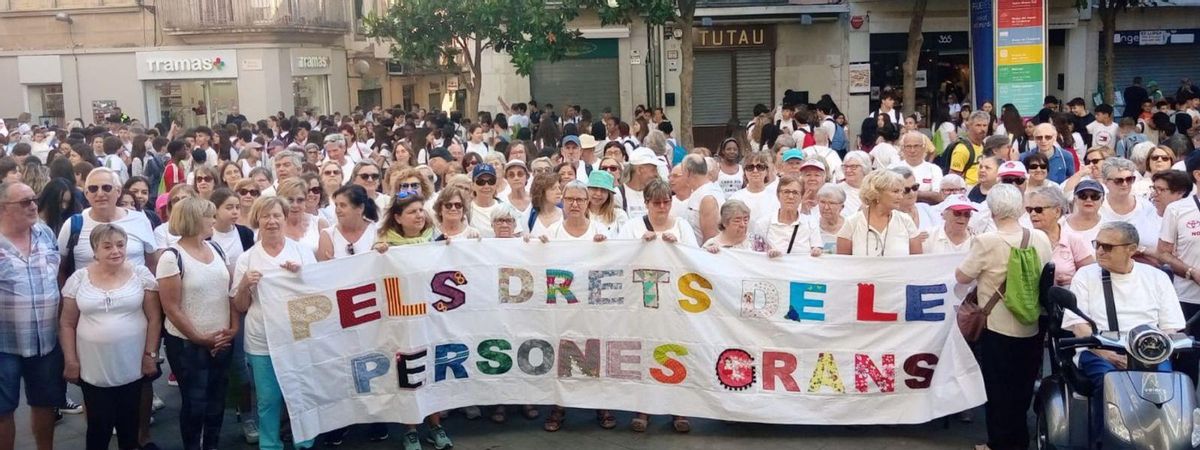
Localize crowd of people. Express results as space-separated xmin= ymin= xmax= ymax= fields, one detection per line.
xmin=2 ymin=81 xmax=1200 ymax=450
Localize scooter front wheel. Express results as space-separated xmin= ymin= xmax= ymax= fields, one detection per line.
xmin=1036 ymin=410 xmax=1057 ymax=450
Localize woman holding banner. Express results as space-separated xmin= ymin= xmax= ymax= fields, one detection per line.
xmin=757 ymin=175 xmax=822 ymax=257
xmin=316 ymin=185 xmax=380 ymax=262
xmin=231 ymin=196 xmax=318 ymax=450
xmin=526 ymin=173 xmax=564 ymax=237
xmin=728 ymin=151 xmax=778 ymax=226
xmin=955 ymin=183 xmax=1052 ymax=450
xmin=836 ymin=170 xmax=924 ymax=256
xmin=615 ymin=179 xmax=698 ymax=247
xmin=534 ymin=180 xmax=608 ymax=242
xmin=703 ymin=200 xmax=768 ymax=254
xmin=433 ymin=185 xmax=480 ymax=241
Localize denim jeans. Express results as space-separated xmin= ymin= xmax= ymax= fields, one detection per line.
xmin=247 ymin=353 xmax=314 ymax=450
xmin=164 ymin=334 xmax=232 ymax=450
xmin=1079 ymin=350 xmax=1172 ymax=445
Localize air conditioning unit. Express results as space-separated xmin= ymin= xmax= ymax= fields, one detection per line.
xmin=387 ymin=61 xmax=406 ymax=75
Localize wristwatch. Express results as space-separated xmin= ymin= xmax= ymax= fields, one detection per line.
xmin=144 ymin=351 xmax=158 ymax=359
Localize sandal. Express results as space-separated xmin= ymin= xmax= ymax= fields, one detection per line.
xmin=543 ymin=407 xmax=565 ymax=432
xmin=522 ymin=405 xmax=540 ymax=420
xmin=672 ymin=416 xmax=691 ymax=433
xmin=596 ymin=410 xmax=617 ymax=429
xmin=491 ymin=406 xmax=507 ymax=424
xmin=630 ymin=414 xmax=649 ymax=432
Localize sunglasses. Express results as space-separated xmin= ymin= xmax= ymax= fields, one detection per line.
xmin=1107 ymin=175 xmax=1136 ymax=186
xmin=601 ymin=165 xmax=622 ymax=172
xmin=322 ymin=170 xmax=342 ymax=177
xmin=1150 ymin=154 xmax=1173 ymax=162
xmin=745 ymin=164 xmax=769 ymax=172
xmin=1034 ymin=135 xmax=1055 ymax=141
xmin=86 ymin=184 xmax=115 ymax=194
xmin=5 ymin=197 xmax=36 ymax=208
xmin=1025 ymin=206 xmax=1054 ymax=214
xmin=1075 ymin=191 xmax=1103 ymax=201
xmin=399 ymin=182 xmax=422 ymax=192
xmin=345 ymin=243 xmax=356 ymax=256
xmin=195 ymin=176 xmax=214 ymax=183
xmin=1086 ymin=158 xmax=1105 ymax=166
xmin=1026 ymin=163 xmax=1047 ymax=170
xmin=443 ymin=201 xmax=464 ymax=210
xmin=1000 ymin=177 xmax=1027 ymax=185
xmin=358 ymin=173 xmax=381 ymax=181
xmin=475 ymin=177 xmax=497 ymax=186
xmin=903 ymin=184 xmax=920 ymax=195
xmin=308 ymin=186 xmax=323 ymax=195
xmin=951 ymin=210 xmax=972 ymax=218
xmin=1092 ymin=240 xmax=1134 ymax=252
xmin=238 ymin=189 xmax=261 ymax=197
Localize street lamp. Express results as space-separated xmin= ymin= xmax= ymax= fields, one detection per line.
xmin=55 ymin=12 xmax=84 ymax=124
xmin=55 ymin=12 xmax=73 ymax=23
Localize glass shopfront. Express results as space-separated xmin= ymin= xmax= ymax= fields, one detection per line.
xmin=293 ymin=75 xmax=330 ymax=117
xmin=145 ymin=79 xmax=239 ymax=128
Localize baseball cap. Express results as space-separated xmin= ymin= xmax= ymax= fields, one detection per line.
xmin=629 ymin=147 xmax=665 ymax=167
xmin=504 ymin=159 xmax=528 ymax=173
xmin=587 ymin=169 xmax=618 ymax=193
xmin=428 ymin=147 xmax=452 ymax=161
xmin=1074 ymin=179 xmax=1104 ymax=194
xmin=799 ymin=159 xmax=826 ymax=172
xmin=472 ymin=163 xmax=496 ymax=180
xmin=781 ymin=148 xmax=804 ymax=162
xmin=997 ymin=161 xmax=1028 ymax=178
xmin=323 ymin=133 xmax=345 ymax=145
xmin=944 ymin=195 xmax=978 ymax=212
xmin=561 ymin=135 xmax=581 ymax=147
xmin=579 ymin=134 xmax=598 ymax=149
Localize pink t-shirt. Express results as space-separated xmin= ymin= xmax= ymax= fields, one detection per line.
xmin=1051 ymin=227 xmax=1095 ymax=286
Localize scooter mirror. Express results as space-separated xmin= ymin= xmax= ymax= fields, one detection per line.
xmin=1049 ymin=286 xmax=1099 ymax=334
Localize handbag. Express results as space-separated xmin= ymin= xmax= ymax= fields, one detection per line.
xmin=957 ymin=286 xmax=1004 ymax=343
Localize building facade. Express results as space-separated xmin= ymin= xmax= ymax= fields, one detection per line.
xmin=0 ymin=0 xmax=352 ymax=128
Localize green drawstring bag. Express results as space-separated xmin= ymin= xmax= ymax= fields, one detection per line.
xmin=1003 ymin=229 xmax=1043 ymax=325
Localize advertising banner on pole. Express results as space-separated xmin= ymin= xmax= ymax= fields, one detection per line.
xmin=994 ymin=0 xmax=1046 ymax=118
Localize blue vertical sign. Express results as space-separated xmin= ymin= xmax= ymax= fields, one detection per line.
xmin=970 ymin=0 xmax=995 ymax=107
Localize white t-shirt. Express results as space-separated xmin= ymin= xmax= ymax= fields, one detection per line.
xmin=592 ymin=209 xmax=629 ymax=238
xmin=231 ymin=239 xmax=316 ymax=356
xmin=807 ymin=145 xmax=844 ymax=182
xmin=622 ymin=185 xmax=647 ymax=219
xmin=542 ymin=219 xmax=606 ymax=241
xmin=1099 ymin=196 xmax=1160 ymax=249
xmin=616 ymin=216 xmax=699 ymax=247
xmin=716 ymin=165 xmax=744 ymax=195
xmin=891 ymin=160 xmax=944 ymax=193
xmin=58 ymin=208 xmax=159 ymax=269
xmin=729 ymin=187 xmax=780 ymax=227
xmin=1064 ymin=263 xmax=1185 ymax=332
xmin=923 ymin=227 xmax=974 ymax=254
xmin=1160 ymin=196 xmax=1200 ymax=304
xmin=836 ymin=182 xmax=862 ymax=218
xmin=837 ymin=210 xmax=919 ymax=256
xmin=210 ymin=225 xmax=247 ymax=272
xmin=870 ymin=143 xmax=900 ymax=170
xmin=154 ymin=223 xmax=181 ymax=250
xmin=62 ymin=265 xmax=158 ymax=387
xmin=753 ymin=212 xmax=822 ymax=254
xmin=1086 ymin=121 xmax=1120 ymax=149
xmin=684 ymin=182 xmax=726 ymax=241
xmin=469 ymin=201 xmax=505 ymax=238
xmin=99 ymin=155 xmax=129 ymax=183
xmin=157 ymin=244 xmax=232 ymax=340
xmin=466 ymin=141 xmax=489 ymax=157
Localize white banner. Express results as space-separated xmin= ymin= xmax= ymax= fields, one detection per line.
xmin=258 ymin=240 xmax=985 ymax=442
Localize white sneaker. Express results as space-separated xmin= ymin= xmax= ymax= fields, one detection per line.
xmin=151 ymin=394 xmax=165 ymax=411
xmin=60 ymin=398 xmax=83 ymax=415
xmin=242 ymin=419 xmax=260 ymax=444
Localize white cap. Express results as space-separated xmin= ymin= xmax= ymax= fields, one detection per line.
xmin=943 ymin=194 xmax=978 ymax=212
xmin=629 ymin=147 xmax=665 ymax=167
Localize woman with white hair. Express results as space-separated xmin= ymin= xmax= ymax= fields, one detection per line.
xmin=702 ymin=200 xmax=768 ymax=253
xmin=956 ymin=183 xmax=1052 ymax=450
xmin=1098 ymin=157 xmax=1160 ymax=249
xmin=836 ymin=150 xmax=872 ymax=217
xmin=836 ymin=170 xmax=923 ymax=256
xmin=924 ymin=195 xmax=977 ymax=254
xmin=815 ymin=184 xmax=846 ymax=253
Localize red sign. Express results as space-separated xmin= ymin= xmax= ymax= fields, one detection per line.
xmin=997 ymin=0 xmax=1043 ymax=28
xmin=850 ymin=15 xmax=865 ymax=30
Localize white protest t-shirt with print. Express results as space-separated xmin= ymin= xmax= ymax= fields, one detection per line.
xmin=1160 ymin=196 xmax=1200 ymax=304
xmin=232 ymin=239 xmax=316 ymax=356
xmin=891 ymin=160 xmax=944 ymax=193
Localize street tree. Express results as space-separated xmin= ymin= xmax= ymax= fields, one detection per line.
xmin=902 ymin=0 xmax=929 ymax=116
xmin=1075 ymin=0 xmax=1167 ymax=104
xmin=363 ymin=0 xmax=584 ymax=118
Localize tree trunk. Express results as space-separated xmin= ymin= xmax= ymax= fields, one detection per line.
xmin=465 ymin=39 xmax=483 ymax=119
xmin=678 ymin=0 xmax=696 ymax=150
xmin=1100 ymin=6 xmax=1117 ymax=105
xmin=902 ymin=0 xmax=928 ymax=116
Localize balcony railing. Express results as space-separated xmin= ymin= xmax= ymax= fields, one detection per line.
xmin=159 ymin=0 xmax=349 ymax=35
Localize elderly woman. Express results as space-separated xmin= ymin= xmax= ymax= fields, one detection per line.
xmin=157 ymin=197 xmax=236 ymax=450
xmin=837 ymin=150 xmax=872 ymax=217
xmin=1025 ymin=186 xmax=1095 ymax=286
xmin=504 ymin=160 xmax=532 ymax=221
xmin=1021 ymin=151 xmax=1059 ymax=190
xmin=755 ymin=175 xmax=823 ymax=256
xmin=586 ymin=170 xmax=628 ymax=236
xmin=837 ymin=170 xmax=924 ymax=256
xmin=508 ymin=141 xmax=529 ymax=163
xmin=729 ymin=151 xmax=779 ymax=226
xmin=816 ymin=184 xmax=846 ymax=253
xmin=617 ymin=179 xmax=698 ymax=246
xmin=533 ymin=180 xmax=608 ymax=244
xmin=60 ymin=224 xmax=161 ymax=450
xmin=433 ymin=185 xmax=481 ymax=241
xmin=702 ymin=200 xmax=765 ymax=253
xmin=489 ymin=204 xmax=523 ymax=239
xmin=300 ymin=173 xmax=333 ymax=225
xmin=232 ymin=178 xmax=260 ymax=228
xmin=277 ymin=178 xmax=329 ymax=256
xmin=319 ymin=161 xmax=345 ymax=197
xmin=231 ymin=196 xmax=317 ymax=450
xmin=1133 ymin=144 xmax=1176 ymax=199
xmin=1098 ymin=157 xmax=1160 ymax=249
xmin=247 ymin=167 xmax=273 ymax=194
xmin=527 ymin=173 xmax=564 ymax=237
xmin=940 ymin=173 xmax=968 ymax=198
xmin=1150 ymin=170 xmax=1191 ymax=219
xmin=1064 ymin=179 xmax=1105 ymax=244
xmin=348 ymin=161 xmax=388 ymax=212
xmin=924 ymin=196 xmax=976 ymax=254
xmin=529 ymin=157 xmax=554 ymax=179
xmin=955 ymin=183 xmax=1052 ymax=450
xmin=891 ymin=166 xmax=939 ymax=231
xmin=316 ymin=185 xmax=380 ymax=261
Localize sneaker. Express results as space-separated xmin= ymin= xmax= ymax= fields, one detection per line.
xmin=151 ymin=394 xmax=165 ymax=412
xmin=61 ymin=398 xmax=83 ymax=415
xmin=425 ymin=426 xmax=453 ymax=450
xmin=367 ymin=423 xmax=389 ymax=442
xmin=402 ymin=431 xmax=421 ymax=450
xmin=321 ymin=427 xmax=349 ymax=446
xmin=461 ymin=405 xmax=481 ymax=420
xmin=241 ymin=419 xmax=259 ymax=444
xmin=167 ymin=373 xmax=178 ymax=386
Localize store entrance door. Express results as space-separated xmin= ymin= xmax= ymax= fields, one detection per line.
xmin=145 ymin=79 xmax=238 ymax=128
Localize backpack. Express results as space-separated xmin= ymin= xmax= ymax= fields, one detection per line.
xmin=1114 ymin=133 xmax=1147 ymax=159
xmin=144 ymin=152 xmax=167 ymax=198
xmin=825 ymin=118 xmax=848 ymax=154
xmin=60 ymin=214 xmax=84 ymax=279
xmin=163 ymin=241 xmax=227 ymax=278
xmin=1002 ymin=229 xmax=1043 ymax=326
xmin=933 ymin=136 xmax=975 ymax=176
xmin=793 ymin=126 xmax=817 ymax=149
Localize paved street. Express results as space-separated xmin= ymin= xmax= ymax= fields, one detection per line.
xmin=13 ymin=375 xmax=996 ymax=450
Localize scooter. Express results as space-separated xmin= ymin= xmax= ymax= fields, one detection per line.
xmin=1035 ymin=285 xmax=1200 ymax=449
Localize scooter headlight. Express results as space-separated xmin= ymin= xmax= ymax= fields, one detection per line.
xmin=1128 ymin=326 xmax=1173 ymax=366
xmin=1106 ymin=403 xmax=1132 ymax=443
xmin=1192 ymin=408 xmax=1200 ymax=447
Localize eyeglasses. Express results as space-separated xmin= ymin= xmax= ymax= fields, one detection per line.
xmin=195 ymin=176 xmax=214 ymax=183
xmin=1076 ymin=191 xmax=1103 ymax=201
xmin=308 ymin=186 xmax=323 ymax=195
xmin=1000 ymin=177 xmax=1027 ymax=185
xmin=649 ymin=199 xmax=672 ymax=207
xmin=843 ymin=164 xmax=863 ymax=171
xmin=1092 ymin=240 xmax=1135 ymax=252
xmin=1086 ymin=158 xmax=1105 ymax=166
xmin=1026 ymin=163 xmax=1047 ymax=170
xmin=443 ymin=201 xmax=464 ymax=210
xmin=1025 ymin=206 xmax=1055 ymax=214
xmin=563 ymin=196 xmax=588 ymax=205
xmin=399 ymin=182 xmax=422 ymax=192
xmin=358 ymin=173 xmax=381 ymax=181
xmin=1107 ymin=175 xmax=1137 ymax=186
xmin=1150 ymin=154 xmax=1173 ymax=162
xmin=951 ymin=210 xmax=972 ymax=218
xmin=475 ymin=177 xmax=497 ymax=186
xmin=4 ymin=197 xmax=36 ymax=208
xmin=780 ymin=189 xmax=802 ymax=197
xmin=1034 ymin=135 xmax=1055 ymax=141
xmin=903 ymin=184 xmax=920 ymax=194
xmin=493 ymin=218 xmax=515 ymax=225
xmin=86 ymin=184 xmax=115 ymax=194
xmin=533 ymin=167 xmax=552 ymax=174
xmin=238 ymin=189 xmax=261 ymax=197
xmin=322 ymin=170 xmax=342 ymax=177
xmin=601 ymin=165 xmax=622 ymax=173
xmin=745 ymin=164 xmax=769 ymax=172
